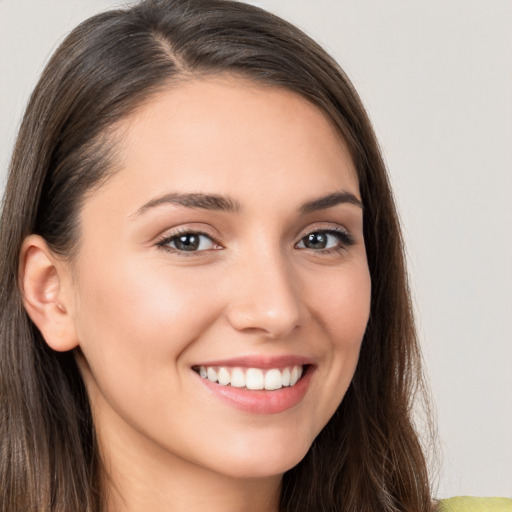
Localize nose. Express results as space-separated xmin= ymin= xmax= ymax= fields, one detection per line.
xmin=225 ymin=252 xmax=305 ymax=339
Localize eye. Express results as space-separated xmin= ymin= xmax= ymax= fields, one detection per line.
xmin=158 ymin=232 xmax=218 ymax=252
xmin=296 ymin=229 xmax=354 ymax=252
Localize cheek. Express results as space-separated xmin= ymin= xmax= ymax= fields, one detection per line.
xmin=304 ymin=260 xmax=371 ymax=417
xmin=310 ymin=260 xmax=371 ymax=349
xmin=72 ymin=255 xmax=222 ymax=387
xmin=331 ymin=265 xmax=371 ymax=381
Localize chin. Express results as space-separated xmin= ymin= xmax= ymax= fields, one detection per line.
xmin=209 ymin=436 xmax=312 ymax=480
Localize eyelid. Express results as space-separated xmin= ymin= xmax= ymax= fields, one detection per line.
xmin=295 ymin=223 xmax=355 ymax=251
xmin=297 ymin=222 xmax=352 ymax=240
xmin=154 ymin=222 xmax=355 ymax=255
xmin=155 ymin=225 xmax=223 ymax=253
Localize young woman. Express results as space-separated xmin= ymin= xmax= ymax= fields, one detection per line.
xmin=0 ymin=1 xmax=508 ymax=511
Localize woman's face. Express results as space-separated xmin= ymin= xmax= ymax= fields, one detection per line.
xmin=67 ymin=77 xmax=371 ymax=481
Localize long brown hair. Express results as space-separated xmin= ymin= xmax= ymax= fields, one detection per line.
xmin=0 ymin=1 xmax=433 ymax=510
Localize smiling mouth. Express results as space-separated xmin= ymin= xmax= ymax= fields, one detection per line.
xmin=192 ymin=365 xmax=308 ymax=391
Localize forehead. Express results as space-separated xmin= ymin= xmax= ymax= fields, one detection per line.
xmin=89 ymin=77 xmax=360 ymax=216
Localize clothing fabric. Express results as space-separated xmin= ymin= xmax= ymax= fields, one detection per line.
xmin=439 ymin=497 xmax=512 ymax=512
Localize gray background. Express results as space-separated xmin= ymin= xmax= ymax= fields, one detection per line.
xmin=1 ymin=0 xmax=511 ymax=498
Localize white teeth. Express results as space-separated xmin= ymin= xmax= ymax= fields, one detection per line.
xmin=196 ymin=364 xmax=305 ymax=390
xmin=264 ymin=369 xmax=282 ymax=390
xmin=217 ymin=367 xmax=230 ymax=386
xmin=207 ymin=367 xmax=217 ymax=383
xmin=246 ymin=368 xmax=264 ymax=390
xmin=290 ymin=366 xmax=300 ymax=386
xmin=230 ymin=368 xmax=245 ymax=388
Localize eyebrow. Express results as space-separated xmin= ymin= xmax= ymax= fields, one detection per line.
xmin=299 ymin=191 xmax=363 ymax=213
xmin=133 ymin=190 xmax=362 ymax=217
xmin=134 ymin=192 xmax=241 ymax=216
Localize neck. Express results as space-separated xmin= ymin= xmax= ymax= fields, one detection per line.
xmin=96 ymin=414 xmax=281 ymax=512
xmin=105 ymin=457 xmax=281 ymax=512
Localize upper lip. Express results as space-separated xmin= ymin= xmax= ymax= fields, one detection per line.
xmin=192 ymin=354 xmax=314 ymax=369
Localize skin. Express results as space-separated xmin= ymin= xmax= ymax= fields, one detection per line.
xmin=21 ymin=77 xmax=371 ymax=512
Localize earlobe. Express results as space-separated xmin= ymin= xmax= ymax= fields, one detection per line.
xmin=19 ymin=235 xmax=79 ymax=352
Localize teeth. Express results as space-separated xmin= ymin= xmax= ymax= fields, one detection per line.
xmin=246 ymin=368 xmax=264 ymax=390
xmin=230 ymin=368 xmax=245 ymax=388
xmin=196 ymin=364 xmax=305 ymax=390
xmin=217 ymin=367 xmax=230 ymax=386
xmin=264 ymin=369 xmax=282 ymax=390
xmin=290 ymin=366 xmax=301 ymax=386
xmin=207 ymin=367 xmax=217 ymax=383
xmin=281 ymin=367 xmax=291 ymax=386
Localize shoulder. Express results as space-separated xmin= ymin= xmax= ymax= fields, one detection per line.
xmin=437 ymin=497 xmax=512 ymax=512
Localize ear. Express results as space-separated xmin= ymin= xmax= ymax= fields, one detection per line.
xmin=19 ymin=235 xmax=79 ymax=352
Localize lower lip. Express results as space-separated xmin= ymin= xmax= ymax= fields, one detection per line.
xmin=196 ymin=367 xmax=314 ymax=415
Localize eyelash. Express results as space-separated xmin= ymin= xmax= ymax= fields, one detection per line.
xmin=297 ymin=227 xmax=355 ymax=255
xmin=156 ymin=228 xmax=221 ymax=257
xmin=156 ymin=226 xmax=355 ymax=256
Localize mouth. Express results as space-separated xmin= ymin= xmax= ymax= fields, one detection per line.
xmin=192 ymin=364 xmax=308 ymax=391
xmin=191 ymin=356 xmax=314 ymax=414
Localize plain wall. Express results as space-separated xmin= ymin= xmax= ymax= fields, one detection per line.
xmin=1 ymin=0 xmax=511 ymax=498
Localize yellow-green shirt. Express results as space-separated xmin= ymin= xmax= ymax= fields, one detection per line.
xmin=439 ymin=497 xmax=512 ymax=512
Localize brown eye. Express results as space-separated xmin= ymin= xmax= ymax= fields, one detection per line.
xmin=302 ymin=232 xmax=329 ymax=249
xmin=296 ymin=229 xmax=354 ymax=252
xmin=160 ymin=232 xmax=217 ymax=252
